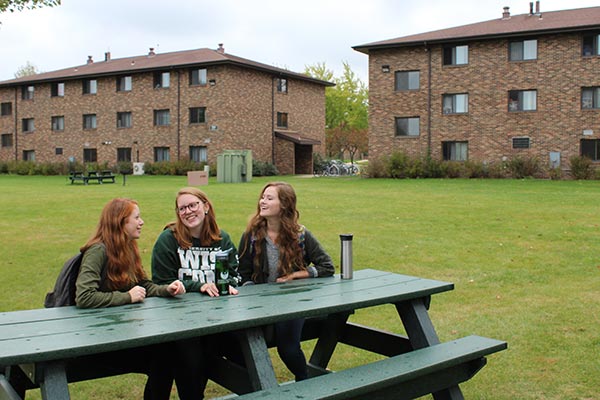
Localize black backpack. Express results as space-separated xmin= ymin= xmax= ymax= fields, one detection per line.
xmin=44 ymin=252 xmax=84 ymax=308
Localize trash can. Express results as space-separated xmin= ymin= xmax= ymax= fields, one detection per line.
xmin=217 ymin=150 xmax=252 ymax=183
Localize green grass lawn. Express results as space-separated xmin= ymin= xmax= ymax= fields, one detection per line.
xmin=1 ymin=174 xmax=599 ymax=399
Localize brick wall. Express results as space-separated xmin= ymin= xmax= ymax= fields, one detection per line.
xmin=0 ymin=64 xmax=326 ymax=172
xmin=368 ymin=32 xmax=600 ymax=168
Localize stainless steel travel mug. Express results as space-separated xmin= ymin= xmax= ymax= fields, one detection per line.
xmin=340 ymin=234 xmax=353 ymax=279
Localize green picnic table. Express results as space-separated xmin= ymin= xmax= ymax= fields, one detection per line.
xmin=0 ymin=269 xmax=507 ymax=399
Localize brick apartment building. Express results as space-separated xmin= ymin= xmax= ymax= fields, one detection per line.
xmin=353 ymin=3 xmax=600 ymax=170
xmin=0 ymin=45 xmax=333 ymax=175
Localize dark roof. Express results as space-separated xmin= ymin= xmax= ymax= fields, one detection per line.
xmin=275 ymin=130 xmax=321 ymax=145
xmin=353 ymin=6 xmax=600 ymax=53
xmin=0 ymin=47 xmax=334 ymax=87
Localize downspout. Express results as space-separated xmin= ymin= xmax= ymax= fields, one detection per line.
xmin=13 ymin=87 xmax=18 ymax=161
xmin=271 ymin=77 xmax=275 ymax=164
xmin=426 ymin=42 xmax=432 ymax=155
xmin=176 ymin=70 xmax=181 ymax=161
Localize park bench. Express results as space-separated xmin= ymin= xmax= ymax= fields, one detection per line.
xmin=235 ymin=335 xmax=506 ymax=399
xmin=68 ymin=170 xmax=116 ymax=185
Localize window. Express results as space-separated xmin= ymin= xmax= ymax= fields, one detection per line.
xmin=83 ymin=79 xmax=97 ymax=95
xmin=51 ymin=116 xmax=65 ymax=131
xmin=581 ymin=139 xmax=600 ymax=160
xmin=83 ymin=148 xmax=97 ymax=163
xmin=443 ymin=94 xmax=469 ymax=114
xmin=154 ymin=147 xmax=170 ymax=162
xmin=443 ymin=45 xmax=468 ymax=65
xmin=189 ymin=68 xmax=207 ymax=86
xmin=117 ymin=112 xmax=132 ymax=128
xmin=154 ymin=72 xmax=170 ymax=88
xmin=51 ymin=82 xmax=65 ymax=97
xmin=21 ymin=85 xmax=34 ymax=100
xmin=55 ymin=148 xmax=63 ymax=155
xmin=1 ymin=133 xmax=12 ymax=147
xmin=277 ymin=78 xmax=288 ymax=93
xmin=1 ymin=102 xmax=12 ymax=116
xmin=510 ymin=39 xmax=537 ymax=61
xmin=277 ymin=112 xmax=288 ymax=128
xmin=512 ymin=137 xmax=531 ymax=149
xmin=189 ymin=107 xmax=206 ymax=124
xmin=22 ymin=118 xmax=34 ymax=133
xmin=117 ymin=76 xmax=132 ymax=92
xmin=83 ymin=114 xmax=97 ymax=129
xmin=508 ymin=90 xmax=537 ymax=111
xmin=154 ymin=109 xmax=170 ymax=126
xmin=582 ymin=33 xmax=600 ymax=56
xmin=22 ymin=150 xmax=35 ymax=161
xmin=442 ymin=141 xmax=468 ymax=161
xmin=395 ymin=117 xmax=420 ymax=136
xmin=117 ymin=148 xmax=132 ymax=162
xmin=395 ymin=71 xmax=420 ymax=91
xmin=190 ymin=146 xmax=208 ymax=162
xmin=582 ymin=87 xmax=600 ymax=109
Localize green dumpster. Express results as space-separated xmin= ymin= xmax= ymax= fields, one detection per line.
xmin=217 ymin=150 xmax=252 ymax=183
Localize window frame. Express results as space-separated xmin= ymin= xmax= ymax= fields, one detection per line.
xmin=153 ymin=109 xmax=171 ymax=126
xmin=442 ymin=141 xmax=468 ymax=161
xmin=508 ymin=90 xmax=537 ymax=112
xmin=189 ymin=107 xmax=206 ymax=124
xmin=117 ymin=112 xmax=132 ymax=128
xmin=277 ymin=112 xmax=288 ymax=128
xmin=582 ymin=33 xmax=600 ymax=56
xmin=395 ymin=70 xmax=420 ymax=91
xmin=442 ymin=93 xmax=469 ymax=114
xmin=582 ymin=87 xmax=600 ymax=109
xmin=51 ymin=116 xmax=65 ymax=131
xmin=509 ymin=39 xmax=538 ymax=61
xmin=395 ymin=117 xmax=420 ymax=137
xmin=82 ymin=79 xmax=97 ymax=95
xmin=190 ymin=146 xmax=208 ymax=163
xmin=117 ymin=147 xmax=132 ymax=162
xmin=581 ymin=139 xmax=600 ymax=161
xmin=116 ymin=76 xmax=132 ymax=92
xmin=83 ymin=114 xmax=97 ymax=130
xmin=153 ymin=71 xmax=170 ymax=89
xmin=443 ymin=45 xmax=469 ymax=66
xmin=51 ymin=82 xmax=65 ymax=97
xmin=83 ymin=148 xmax=97 ymax=163
xmin=21 ymin=85 xmax=34 ymax=100
xmin=154 ymin=147 xmax=170 ymax=162
xmin=189 ymin=68 xmax=207 ymax=86
xmin=22 ymin=118 xmax=35 ymax=133
xmin=0 ymin=102 xmax=12 ymax=116
xmin=1 ymin=133 xmax=13 ymax=147
xmin=277 ymin=78 xmax=288 ymax=93
xmin=22 ymin=150 xmax=35 ymax=161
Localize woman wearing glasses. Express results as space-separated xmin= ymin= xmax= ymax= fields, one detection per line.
xmin=152 ymin=186 xmax=239 ymax=296
xmin=149 ymin=187 xmax=239 ymax=400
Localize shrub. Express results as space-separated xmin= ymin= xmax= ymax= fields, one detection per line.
xmin=386 ymin=151 xmax=410 ymax=178
xmin=252 ymin=160 xmax=279 ymax=176
xmin=506 ymin=156 xmax=541 ymax=179
xmin=364 ymin=157 xmax=388 ymax=178
xmin=569 ymin=155 xmax=595 ymax=180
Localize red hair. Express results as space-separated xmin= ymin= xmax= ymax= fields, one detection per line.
xmin=81 ymin=198 xmax=146 ymax=290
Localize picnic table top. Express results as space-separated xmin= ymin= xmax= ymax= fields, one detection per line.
xmin=0 ymin=269 xmax=454 ymax=367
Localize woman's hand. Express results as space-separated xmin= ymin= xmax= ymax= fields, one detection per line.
xmin=228 ymin=285 xmax=239 ymax=295
xmin=128 ymin=285 xmax=146 ymax=303
xmin=167 ymin=280 xmax=186 ymax=296
xmin=276 ymin=270 xmax=309 ymax=283
xmin=200 ymin=282 xmax=219 ymax=297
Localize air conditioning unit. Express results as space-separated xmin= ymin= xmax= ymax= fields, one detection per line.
xmin=133 ymin=162 xmax=145 ymax=175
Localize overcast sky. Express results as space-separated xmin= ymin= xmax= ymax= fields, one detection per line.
xmin=0 ymin=0 xmax=598 ymax=83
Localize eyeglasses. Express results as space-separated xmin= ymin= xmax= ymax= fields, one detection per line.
xmin=176 ymin=201 xmax=201 ymax=214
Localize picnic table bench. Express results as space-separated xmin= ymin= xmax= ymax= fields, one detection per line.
xmin=68 ymin=170 xmax=115 ymax=185
xmin=0 ymin=269 xmax=507 ymax=399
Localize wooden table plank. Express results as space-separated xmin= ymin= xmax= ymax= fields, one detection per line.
xmin=0 ymin=269 xmax=453 ymax=366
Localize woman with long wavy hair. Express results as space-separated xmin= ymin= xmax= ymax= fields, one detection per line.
xmin=75 ymin=198 xmax=185 ymax=400
xmin=238 ymin=182 xmax=334 ymax=381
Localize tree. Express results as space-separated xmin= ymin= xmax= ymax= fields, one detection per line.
xmin=0 ymin=0 xmax=60 ymax=13
xmin=305 ymin=61 xmax=368 ymax=162
xmin=14 ymin=61 xmax=39 ymax=78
